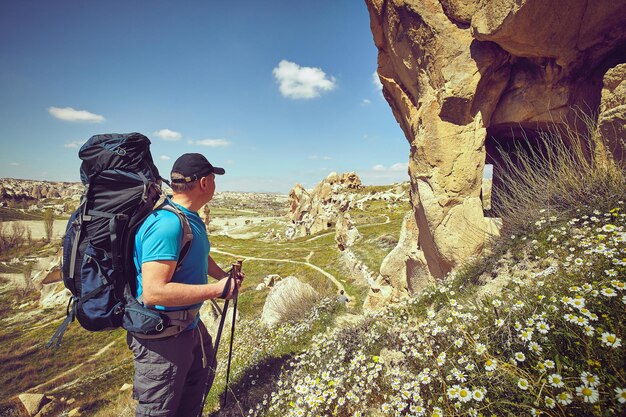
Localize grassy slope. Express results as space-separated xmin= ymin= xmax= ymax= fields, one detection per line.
xmin=0 ymin=184 xmax=405 ymax=416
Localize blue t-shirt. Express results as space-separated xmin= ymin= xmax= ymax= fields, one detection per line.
xmin=134 ymin=203 xmax=210 ymax=312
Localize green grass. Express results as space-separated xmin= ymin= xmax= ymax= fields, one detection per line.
xmin=0 ymin=207 xmax=43 ymax=221
xmin=0 ymin=180 xmax=408 ymax=416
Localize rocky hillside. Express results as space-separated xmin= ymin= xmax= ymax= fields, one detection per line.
xmin=0 ymin=178 xmax=83 ymax=201
xmin=366 ymin=0 xmax=626 ymax=292
xmin=287 ymin=172 xmax=408 ymax=238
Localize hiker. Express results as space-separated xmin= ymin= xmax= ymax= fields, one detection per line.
xmin=337 ymin=289 xmax=349 ymax=304
xmin=127 ymin=153 xmax=244 ymax=417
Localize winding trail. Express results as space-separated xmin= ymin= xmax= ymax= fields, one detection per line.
xmin=211 ymin=247 xmax=346 ymax=294
xmin=304 ymin=213 xmax=390 ymax=242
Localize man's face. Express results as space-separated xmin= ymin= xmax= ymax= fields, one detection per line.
xmin=201 ymin=173 xmax=216 ymax=202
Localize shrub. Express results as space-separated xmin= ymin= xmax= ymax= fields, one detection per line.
xmin=43 ymin=209 xmax=54 ymax=242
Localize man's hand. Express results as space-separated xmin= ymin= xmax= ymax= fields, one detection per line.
xmin=216 ymin=275 xmax=240 ymax=300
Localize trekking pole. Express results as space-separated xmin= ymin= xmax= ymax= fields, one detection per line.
xmin=222 ymin=259 xmax=243 ymax=408
xmin=198 ymin=260 xmax=242 ymax=417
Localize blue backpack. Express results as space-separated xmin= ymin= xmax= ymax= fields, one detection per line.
xmin=48 ymin=133 xmax=192 ymax=348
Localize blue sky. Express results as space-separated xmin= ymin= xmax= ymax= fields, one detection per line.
xmin=0 ymin=1 xmax=411 ymax=193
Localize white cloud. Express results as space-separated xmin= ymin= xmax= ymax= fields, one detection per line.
xmin=159 ymin=155 xmax=171 ymax=161
xmin=9 ymin=162 xmax=19 ymax=166
xmin=309 ymin=155 xmax=331 ymax=161
xmin=359 ymin=162 xmax=409 ymax=185
xmin=361 ymin=99 xmax=371 ymax=105
xmin=48 ymin=106 xmax=104 ymax=123
xmin=153 ymin=129 xmax=182 ymax=141
xmin=193 ymin=139 xmax=231 ymax=147
xmin=64 ymin=140 xmax=85 ymax=148
xmin=273 ymin=60 xmax=336 ymax=99
xmin=372 ymin=71 xmax=383 ymax=90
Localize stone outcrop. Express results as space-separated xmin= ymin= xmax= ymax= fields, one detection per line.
xmin=366 ymin=0 xmax=626 ymax=287
xmin=0 ymin=178 xmax=83 ymax=203
xmin=598 ymin=63 xmax=626 ymax=160
xmin=364 ymin=212 xmax=434 ymax=309
xmin=287 ymin=172 xmax=362 ymax=238
xmin=335 ymin=213 xmax=361 ymax=251
xmin=18 ymin=393 xmax=46 ymax=416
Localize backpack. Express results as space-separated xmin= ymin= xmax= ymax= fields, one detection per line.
xmin=47 ymin=132 xmax=193 ymax=348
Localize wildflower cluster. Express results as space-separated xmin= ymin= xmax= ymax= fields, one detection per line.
xmin=239 ymin=204 xmax=625 ymax=416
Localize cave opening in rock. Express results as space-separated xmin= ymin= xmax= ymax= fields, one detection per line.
xmin=484 ymin=124 xmax=552 ymax=216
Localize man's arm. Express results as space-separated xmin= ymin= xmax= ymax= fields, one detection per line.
xmin=208 ymin=255 xmax=228 ymax=280
xmin=208 ymin=254 xmax=246 ymax=282
xmin=141 ymin=260 xmax=235 ymax=306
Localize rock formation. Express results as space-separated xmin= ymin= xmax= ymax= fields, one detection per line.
xmin=598 ymin=63 xmax=626 ymax=161
xmin=365 ymin=0 xmax=626 ymax=296
xmin=335 ymin=213 xmax=361 ymax=251
xmin=287 ymin=172 xmax=362 ymax=238
xmin=0 ymin=178 xmax=83 ymax=202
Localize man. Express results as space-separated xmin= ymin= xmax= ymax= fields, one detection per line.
xmin=127 ymin=153 xmax=243 ymax=417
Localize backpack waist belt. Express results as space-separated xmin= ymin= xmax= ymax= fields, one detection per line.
xmin=132 ymin=307 xmax=201 ymax=339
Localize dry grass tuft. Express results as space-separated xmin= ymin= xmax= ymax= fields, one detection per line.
xmin=494 ymin=114 xmax=625 ymax=235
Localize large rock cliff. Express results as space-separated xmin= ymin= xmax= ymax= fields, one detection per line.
xmin=365 ymin=0 xmax=626 ymax=298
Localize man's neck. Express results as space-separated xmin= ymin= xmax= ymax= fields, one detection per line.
xmin=171 ymin=194 xmax=199 ymax=212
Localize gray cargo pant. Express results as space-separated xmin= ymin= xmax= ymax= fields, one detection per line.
xmin=126 ymin=320 xmax=216 ymax=417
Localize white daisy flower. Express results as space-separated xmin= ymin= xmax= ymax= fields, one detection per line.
xmin=529 ymin=341 xmax=543 ymax=354
xmin=544 ymin=396 xmax=556 ymax=409
xmin=458 ymin=387 xmax=472 ymax=403
xmin=519 ymin=328 xmax=533 ymax=342
xmin=615 ymin=387 xmax=626 ymax=404
xmin=611 ymin=279 xmax=624 ymax=289
xmin=601 ymin=288 xmax=617 ymax=297
xmin=547 ymin=373 xmax=564 ymax=388
xmin=576 ymin=385 xmax=599 ymax=403
xmin=601 ymin=332 xmax=622 ymax=348
xmin=536 ymin=321 xmax=550 ymax=334
xmin=514 ymin=352 xmax=526 ymax=362
xmin=543 ymin=359 xmax=555 ymax=369
xmin=556 ymin=391 xmax=573 ymax=405
xmin=447 ymin=386 xmax=459 ymax=399
xmin=472 ymin=389 xmax=485 ymax=402
xmin=484 ymin=359 xmax=497 ymax=371
xmin=517 ymin=378 xmax=529 ymax=390
xmin=569 ymin=297 xmax=586 ymax=309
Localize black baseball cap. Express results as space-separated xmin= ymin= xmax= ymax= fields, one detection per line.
xmin=170 ymin=153 xmax=225 ymax=183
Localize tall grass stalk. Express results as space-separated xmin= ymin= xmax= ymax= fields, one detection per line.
xmin=494 ymin=115 xmax=625 ymax=235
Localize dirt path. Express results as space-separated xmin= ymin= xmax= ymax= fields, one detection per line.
xmin=211 ymin=247 xmax=347 ymax=296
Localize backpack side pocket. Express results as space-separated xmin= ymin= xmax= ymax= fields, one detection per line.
xmin=76 ymin=243 xmax=123 ymax=331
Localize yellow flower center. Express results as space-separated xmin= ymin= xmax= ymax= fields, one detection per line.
xmin=582 ymin=387 xmax=593 ymax=396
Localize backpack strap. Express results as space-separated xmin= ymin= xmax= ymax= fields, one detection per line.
xmin=67 ymin=193 xmax=89 ymax=282
xmin=158 ymin=200 xmax=193 ymax=271
xmin=131 ymin=307 xmax=201 ymax=339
